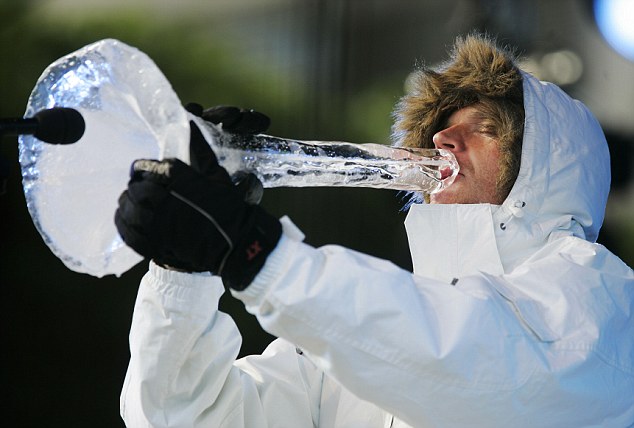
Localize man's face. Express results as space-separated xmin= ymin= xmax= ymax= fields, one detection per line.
xmin=430 ymin=106 xmax=504 ymax=205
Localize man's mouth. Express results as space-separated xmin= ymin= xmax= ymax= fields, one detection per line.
xmin=439 ymin=167 xmax=452 ymax=180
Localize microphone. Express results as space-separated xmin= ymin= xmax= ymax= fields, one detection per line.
xmin=0 ymin=107 xmax=85 ymax=144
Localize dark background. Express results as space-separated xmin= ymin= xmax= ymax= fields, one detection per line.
xmin=1 ymin=0 xmax=632 ymax=426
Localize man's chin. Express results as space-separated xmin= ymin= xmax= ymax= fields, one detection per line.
xmin=430 ymin=191 xmax=459 ymax=204
xmin=431 ymin=174 xmax=465 ymax=204
xmin=429 ymin=184 xmax=472 ymax=204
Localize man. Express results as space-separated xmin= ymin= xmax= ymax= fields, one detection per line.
xmin=116 ymin=34 xmax=634 ymax=427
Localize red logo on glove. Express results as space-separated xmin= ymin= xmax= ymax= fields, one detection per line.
xmin=246 ymin=240 xmax=262 ymax=261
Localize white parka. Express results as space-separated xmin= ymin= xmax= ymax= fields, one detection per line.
xmin=121 ymin=72 xmax=634 ymax=427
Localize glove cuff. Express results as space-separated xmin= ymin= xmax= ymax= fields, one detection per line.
xmin=221 ymin=206 xmax=282 ymax=291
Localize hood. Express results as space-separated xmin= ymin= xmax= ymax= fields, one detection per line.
xmin=491 ymin=71 xmax=611 ymax=270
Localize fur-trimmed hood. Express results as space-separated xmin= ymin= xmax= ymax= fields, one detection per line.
xmin=392 ymin=34 xmax=523 ymax=151
xmin=397 ymin=35 xmax=611 ymax=274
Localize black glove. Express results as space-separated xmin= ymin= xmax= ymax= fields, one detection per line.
xmin=114 ymin=122 xmax=282 ymax=290
xmin=185 ymin=103 xmax=270 ymax=134
xmin=185 ymin=103 xmax=269 ymax=204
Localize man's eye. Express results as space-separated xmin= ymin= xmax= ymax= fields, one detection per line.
xmin=477 ymin=125 xmax=496 ymax=137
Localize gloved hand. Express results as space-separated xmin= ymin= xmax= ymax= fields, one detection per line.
xmin=185 ymin=103 xmax=269 ymax=204
xmin=185 ymin=103 xmax=271 ymax=134
xmin=114 ymin=121 xmax=282 ymax=290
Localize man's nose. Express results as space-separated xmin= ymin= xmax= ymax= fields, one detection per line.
xmin=432 ymin=127 xmax=464 ymax=152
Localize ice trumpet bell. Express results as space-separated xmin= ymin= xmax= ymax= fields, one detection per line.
xmin=18 ymin=38 xmax=458 ymax=278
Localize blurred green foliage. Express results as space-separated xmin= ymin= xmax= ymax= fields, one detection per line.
xmin=0 ymin=1 xmax=402 ymax=141
xmin=1 ymin=7 xmax=293 ymax=129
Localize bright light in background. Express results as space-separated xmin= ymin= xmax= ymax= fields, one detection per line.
xmin=541 ymin=50 xmax=584 ymax=85
xmin=517 ymin=50 xmax=584 ymax=86
xmin=594 ymin=0 xmax=634 ymax=61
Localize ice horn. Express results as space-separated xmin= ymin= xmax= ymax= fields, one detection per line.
xmin=18 ymin=39 xmax=457 ymax=278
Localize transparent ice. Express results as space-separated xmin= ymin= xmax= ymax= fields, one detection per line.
xmin=19 ymin=39 xmax=189 ymax=277
xmin=19 ymin=39 xmax=457 ymax=278
xmin=197 ymin=121 xmax=457 ymax=193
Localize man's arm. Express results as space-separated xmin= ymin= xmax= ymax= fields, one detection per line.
xmin=120 ymin=262 xmax=322 ymax=427
xmin=234 ymin=219 xmax=634 ymax=427
xmin=232 ymin=219 xmax=542 ymax=427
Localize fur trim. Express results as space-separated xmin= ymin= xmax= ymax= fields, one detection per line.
xmin=392 ymin=33 xmax=523 ymax=149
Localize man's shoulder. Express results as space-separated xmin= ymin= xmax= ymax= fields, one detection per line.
xmin=520 ymin=234 xmax=631 ymax=274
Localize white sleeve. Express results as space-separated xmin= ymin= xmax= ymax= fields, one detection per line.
xmin=233 ymin=218 xmax=548 ymax=427
xmin=120 ymin=261 xmax=322 ymax=428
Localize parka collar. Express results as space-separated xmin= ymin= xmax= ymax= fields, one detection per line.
xmin=405 ymin=203 xmax=504 ymax=281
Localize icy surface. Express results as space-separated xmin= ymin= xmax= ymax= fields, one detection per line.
xmin=19 ymin=39 xmax=189 ymax=277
